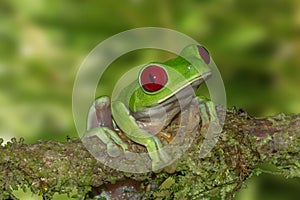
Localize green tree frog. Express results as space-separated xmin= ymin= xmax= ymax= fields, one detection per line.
xmin=85 ymin=44 xmax=219 ymax=171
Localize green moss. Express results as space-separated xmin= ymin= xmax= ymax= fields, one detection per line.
xmin=1 ymin=110 xmax=299 ymax=199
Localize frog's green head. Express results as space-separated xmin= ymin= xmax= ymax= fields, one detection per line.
xmin=129 ymin=44 xmax=212 ymax=112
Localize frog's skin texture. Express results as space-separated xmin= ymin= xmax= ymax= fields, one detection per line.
xmin=84 ymin=44 xmax=219 ymax=171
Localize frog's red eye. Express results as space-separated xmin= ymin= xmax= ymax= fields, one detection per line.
xmin=197 ymin=45 xmax=210 ymax=64
xmin=139 ymin=65 xmax=168 ymax=92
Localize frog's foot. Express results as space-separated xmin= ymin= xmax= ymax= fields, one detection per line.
xmin=150 ymin=150 xmax=170 ymax=172
xmin=197 ymin=97 xmax=221 ymax=133
xmin=85 ymin=96 xmax=128 ymax=157
xmin=143 ymin=136 xmax=171 ymax=171
xmin=85 ymin=126 xmax=128 ymax=158
xmin=197 ymin=97 xmax=222 ymax=158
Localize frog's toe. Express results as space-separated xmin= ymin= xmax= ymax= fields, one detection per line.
xmin=149 ymin=150 xmax=171 ymax=171
xmin=159 ymin=149 xmax=171 ymax=164
xmin=84 ymin=127 xmax=128 ymax=158
xmin=152 ymin=162 xmax=162 ymax=172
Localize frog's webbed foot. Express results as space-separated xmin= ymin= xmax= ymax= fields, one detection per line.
xmin=128 ymin=130 xmax=171 ymax=171
xmin=85 ymin=96 xmax=128 ymax=157
xmin=196 ymin=97 xmax=222 ymax=158
xmin=112 ymin=101 xmax=171 ymax=171
xmin=85 ymin=127 xmax=128 ymax=157
xmin=144 ymin=135 xmax=171 ymax=171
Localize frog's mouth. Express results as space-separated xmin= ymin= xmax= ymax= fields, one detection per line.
xmin=133 ymin=71 xmax=211 ymax=123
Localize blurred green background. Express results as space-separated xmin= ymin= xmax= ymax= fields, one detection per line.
xmin=0 ymin=0 xmax=299 ymax=199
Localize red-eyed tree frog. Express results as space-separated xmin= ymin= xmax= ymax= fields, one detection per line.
xmin=85 ymin=44 xmax=219 ymax=171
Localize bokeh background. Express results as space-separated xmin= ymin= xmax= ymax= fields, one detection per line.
xmin=0 ymin=0 xmax=299 ymax=199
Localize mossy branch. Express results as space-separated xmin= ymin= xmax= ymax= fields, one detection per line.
xmin=0 ymin=108 xmax=299 ymax=199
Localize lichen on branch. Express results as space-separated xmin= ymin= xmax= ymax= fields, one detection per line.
xmin=0 ymin=108 xmax=299 ymax=200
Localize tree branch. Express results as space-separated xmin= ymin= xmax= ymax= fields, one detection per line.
xmin=0 ymin=107 xmax=299 ymax=199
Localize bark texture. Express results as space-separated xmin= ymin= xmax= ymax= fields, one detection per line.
xmin=0 ymin=108 xmax=299 ymax=199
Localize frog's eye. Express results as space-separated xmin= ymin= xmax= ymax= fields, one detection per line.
xmin=139 ymin=65 xmax=168 ymax=92
xmin=197 ymin=45 xmax=210 ymax=64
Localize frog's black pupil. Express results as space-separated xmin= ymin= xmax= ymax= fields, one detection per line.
xmin=149 ymin=74 xmax=155 ymax=83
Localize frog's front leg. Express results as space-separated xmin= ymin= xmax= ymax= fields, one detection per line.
xmin=85 ymin=97 xmax=128 ymax=157
xmin=112 ymin=101 xmax=170 ymax=171
xmin=196 ymin=96 xmax=222 ymax=157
